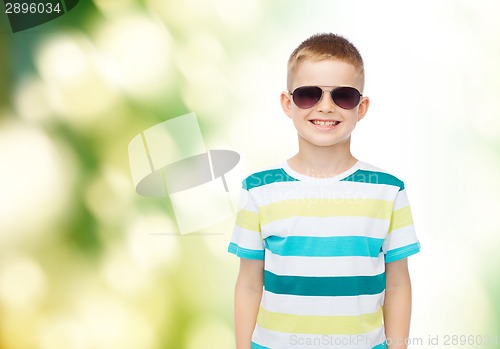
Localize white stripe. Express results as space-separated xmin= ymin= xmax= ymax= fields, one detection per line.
xmin=252 ymin=180 xmax=399 ymax=206
xmin=383 ymin=224 xmax=418 ymax=253
xmin=265 ymin=252 xmax=385 ymax=277
xmin=236 ymin=188 xmax=259 ymax=212
xmin=261 ymin=290 xmax=385 ymax=317
xmin=393 ymin=189 xmax=410 ymax=210
xmin=230 ymin=226 xmax=264 ymax=251
xmin=252 ymin=324 xmax=386 ymax=349
xmin=261 ymin=216 xmax=390 ymax=239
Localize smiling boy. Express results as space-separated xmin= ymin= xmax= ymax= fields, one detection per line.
xmin=228 ymin=33 xmax=420 ymax=349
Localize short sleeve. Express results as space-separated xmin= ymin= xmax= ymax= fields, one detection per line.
xmin=227 ymin=186 xmax=265 ymax=260
xmin=382 ymin=188 xmax=421 ymax=263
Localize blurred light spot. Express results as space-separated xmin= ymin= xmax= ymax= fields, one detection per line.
xmin=77 ymin=296 xmax=154 ymax=349
xmin=92 ymin=0 xmax=135 ymax=14
xmin=35 ymin=32 xmax=119 ymax=125
xmin=145 ymin=0 xmax=212 ymax=29
xmin=229 ymin=54 xmax=274 ymax=104
xmin=224 ymin=109 xmax=293 ymax=168
xmin=413 ymin=239 xmax=490 ymax=333
xmin=95 ymin=14 xmax=172 ymax=101
xmin=37 ymin=34 xmax=86 ymax=81
xmin=0 ymin=122 xmax=75 ymax=245
xmin=84 ymin=166 xmax=134 ymax=225
xmin=1 ymin=311 xmax=39 ymax=349
xmin=468 ymin=91 xmax=500 ymax=140
xmin=176 ymin=33 xmax=229 ymax=114
xmin=126 ymin=212 xmax=180 ymax=270
xmin=200 ymin=232 xmax=235 ymax=261
xmin=176 ymin=31 xmax=225 ymax=79
xmin=38 ymin=316 xmax=87 ymax=349
xmin=0 ymin=255 xmax=47 ymax=310
xmin=181 ymin=81 xmax=227 ymax=115
xmin=14 ymin=75 xmax=52 ymax=123
xmin=185 ymin=315 xmax=233 ymax=349
xmin=224 ymin=52 xmax=293 ymax=164
xmin=453 ymin=144 xmax=500 ymax=245
xmin=472 ymin=0 xmax=500 ymax=39
xmin=100 ymin=247 xmax=152 ymax=296
xmin=212 ymin=0 xmax=261 ymax=30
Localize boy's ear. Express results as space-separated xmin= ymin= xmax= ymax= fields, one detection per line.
xmin=357 ymin=96 xmax=370 ymax=122
xmin=280 ymin=91 xmax=293 ymax=119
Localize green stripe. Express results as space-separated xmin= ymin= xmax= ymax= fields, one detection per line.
xmin=257 ymin=306 xmax=383 ymax=335
xmin=260 ymin=198 xmax=393 ymax=225
xmin=264 ymin=270 xmax=386 ymax=297
xmin=265 ymin=235 xmax=384 ymax=257
xmin=341 ymin=170 xmax=405 ymax=191
xmin=243 ymin=168 xmax=298 ymax=190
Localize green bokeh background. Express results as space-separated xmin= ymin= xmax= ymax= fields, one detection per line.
xmin=1 ymin=1 xmax=499 ymax=348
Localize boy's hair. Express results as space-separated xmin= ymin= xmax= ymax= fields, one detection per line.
xmin=287 ymin=33 xmax=365 ymax=90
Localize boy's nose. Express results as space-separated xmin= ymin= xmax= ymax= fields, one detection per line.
xmin=317 ymin=90 xmax=336 ymax=113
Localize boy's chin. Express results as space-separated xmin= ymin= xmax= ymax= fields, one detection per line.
xmin=298 ymin=134 xmax=351 ymax=148
xmin=299 ymin=137 xmax=351 ymax=148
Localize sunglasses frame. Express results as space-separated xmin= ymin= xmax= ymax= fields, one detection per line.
xmin=289 ymin=85 xmax=363 ymax=110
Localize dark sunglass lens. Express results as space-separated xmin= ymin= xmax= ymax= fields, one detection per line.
xmin=293 ymin=86 xmax=323 ymax=109
xmin=332 ymin=87 xmax=361 ymax=109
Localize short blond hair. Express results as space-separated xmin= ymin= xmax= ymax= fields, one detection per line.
xmin=287 ymin=33 xmax=364 ymax=90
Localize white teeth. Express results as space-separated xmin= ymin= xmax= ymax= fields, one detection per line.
xmin=312 ymin=120 xmax=339 ymax=126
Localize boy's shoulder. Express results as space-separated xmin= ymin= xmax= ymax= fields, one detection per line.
xmin=240 ymin=160 xmax=406 ymax=191
xmin=241 ymin=163 xmax=297 ymax=191
xmin=349 ymin=161 xmax=406 ymax=191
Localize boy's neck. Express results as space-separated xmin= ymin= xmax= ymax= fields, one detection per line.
xmin=288 ymin=138 xmax=357 ymax=178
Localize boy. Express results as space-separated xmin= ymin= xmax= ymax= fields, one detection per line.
xmin=228 ymin=33 xmax=420 ymax=349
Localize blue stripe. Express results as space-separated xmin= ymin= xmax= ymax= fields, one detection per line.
xmin=243 ymin=168 xmax=299 ymax=190
xmin=264 ymin=270 xmax=386 ymax=297
xmin=228 ymin=242 xmax=265 ymax=260
xmin=385 ymin=242 xmax=421 ymax=263
xmin=341 ymin=169 xmax=405 ymax=191
xmin=251 ymin=342 xmax=270 ymax=349
xmin=265 ymin=235 xmax=384 ymax=257
xmin=372 ymin=341 xmax=388 ymax=349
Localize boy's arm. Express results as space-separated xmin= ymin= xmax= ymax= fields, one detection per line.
xmin=235 ymin=258 xmax=264 ymax=349
xmin=384 ymin=258 xmax=412 ymax=349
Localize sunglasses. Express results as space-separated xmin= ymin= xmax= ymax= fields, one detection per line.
xmin=289 ymin=86 xmax=362 ymax=110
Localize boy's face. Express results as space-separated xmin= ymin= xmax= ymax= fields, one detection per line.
xmin=281 ymin=59 xmax=369 ymax=150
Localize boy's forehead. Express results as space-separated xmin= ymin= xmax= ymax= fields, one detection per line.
xmin=291 ymin=58 xmax=363 ymax=88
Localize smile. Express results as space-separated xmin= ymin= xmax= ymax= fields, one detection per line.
xmin=310 ymin=120 xmax=341 ymax=127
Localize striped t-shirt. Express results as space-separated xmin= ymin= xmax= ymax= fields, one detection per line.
xmin=228 ymin=160 xmax=420 ymax=349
